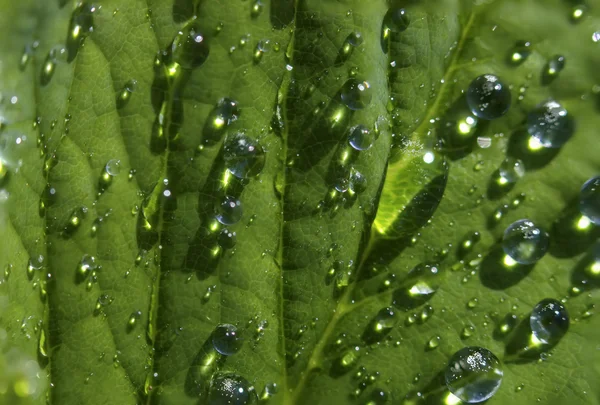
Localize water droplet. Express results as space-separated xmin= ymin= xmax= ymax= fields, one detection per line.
xmin=542 ymin=55 xmax=565 ymax=85
xmin=66 ymin=3 xmax=96 ymax=61
xmin=77 ymin=254 xmax=98 ymax=280
xmin=382 ymin=8 xmax=410 ymax=42
xmin=499 ymin=157 xmax=525 ymax=183
xmin=64 ymin=206 xmax=88 ymax=236
xmin=527 ymin=100 xmax=574 ymax=148
xmin=466 ymin=298 xmax=478 ymax=309
xmin=466 ymin=74 xmax=511 ymax=120
xmin=580 ymin=176 xmax=600 ymax=225
xmin=571 ymin=4 xmax=586 ymax=22
xmin=19 ymin=42 xmax=36 ymax=71
xmin=445 ymin=347 xmax=503 ymax=403
xmin=128 ymin=310 xmax=142 ymax=329
xmin=393 ymin=263 xmax=441 ymax=309
xmin=461 ymin=325 xmax=475 ymax=340
xmin=593 ymin=31 xmax=600 ymax=43
xmin=117 ymin=79 xmax=137 ymax=108
xmin=212 ymin=324 xmax=243 ymax=356
xmin=215 ymin=196 xmax=243 ymax=225
xmin=508 ymin=40 xmax=532 ymax=65
xmin=166 ymin=22 xmax=210 ymax=70
xmin=530 ymin=298 xmax=569 ymax=344
xmin=496 ymin=313 xmax=518 ymax=337
xmin=218 ymin=229 xmax=237 ymax=249
xmin=250 ymin=0 xmax=264 ymax=18
xmin=208 ymin=373 xmax=257 ymax=405
xmin=426 ymin=336 xmax=441 ymax=350
xmin=259 ymin=382 xmax=278 ymax=400
xmin=348 ymin=125 xmax=374 ymax=151
xmin=105 ymin=159 xmax=121 ymax=177
xmin=502 ymin=219 xmax=549 ymax=264
xmin=349 ymin=168 xmax=367 ymax=194
xmin=372 ymin=307 xmax=397 ymax=335
xmin=341 ymin=78 xmax=372 ymax=110
xmin=223 ymin=132 xmax=266 ymax=179
xmin=460 ymin=231 xmax=481 ymax=255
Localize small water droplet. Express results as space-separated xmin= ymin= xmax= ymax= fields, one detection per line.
xmin=215 ymin=196 xmax=243 ymax=225
xmin=426 ymin=335 xmax=441 ymax=350
xmin=250 ymin=0 xmax=264 ymax=18
xmin=530 ymin=298 xmax=569 ymax=344
xmin=467 ymin=298 xmax=478 ymax=309
xmin=461 ymin=325 xmax=475 ymax=339
xmin=445 ymin=346 xmax=503 ymax=403
xmin=466 ymin=74 xmax=511 ymax=120
xmin=217 ymin=229 xmax=237 ymax=249
xmin=341 ymin=78 xmax=372 ymax=110
xmin=166 ymin=22 xmax=210 ymax=70
xmin=128 ymin=310 xmax=142 ymax=329
xmin=348 ymin=125 xmax=374 ymax=151
xmin=496 ymin=313 xmax=518 ymax=337
xmin=208 ymin=373 xmax=257 ymax=404
xmin=223 ymin=132 xmax=266 ymax=179
xmin=212 ymin=324 xmax=243 ymax=356
xmin=502 ymin=219 xmax=549 ymax=264
xmin=580 ymin=176 xmax=600 ymax=225
xmin=542 ymin=55 xmax=565 ymax=85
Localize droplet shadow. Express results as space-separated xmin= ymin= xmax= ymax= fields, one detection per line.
xmin=504 ymin=316 xmax=563 ymax=364
xmin=550 ymin=200 xmax=599 ymax=258
xmin=506 ymin=129 xmax=560 ymax=171
xmin=184 ymin=335 xmax=226 ymax=398
xmin=479 ymin=244 xmax=535 ymax=290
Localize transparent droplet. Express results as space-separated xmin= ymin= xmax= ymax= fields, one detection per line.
xmin=223 ymin=132 xmax=266 ymax=179
xmin=496 ymin=313 xmax=518 ymax=336
xmin=78 ymin=254 xmax=97 ymax=279
xmin=215 ymin=196 xmax=243 ymax=225
xmin=382 ymin=8 xmax=410 ymax=43
xmin=571 ymin=5 xmax=586 ymax=22
xmin=128 ymin=310 xmax=142 ymax=329
xmin=526 ymin=100 xmax=574 ymax=148
xmin=461 ymin=325 xmax=475 ymax=340
xmin=426 ymin=335 xmax=441 ymax=350
xmin=348 ymin=125 xmax=374 ymax=151
xmin=393 ymin=263 xmax=441 ymax=309
xmin=217 ymin=229 xmax=237 ymax=249
xmin=341 ymin=78 xmax=372 ymax=110
xmin=542 ymin=55 xmax=565 ymax=84
xmin=208 ymin=373 xmax=257 ymax=405
xmin=372 ymin=307 xmax=396 ymax=335
xmin=260 ymin=382 xmax=278 ymax=400
xmin=66 ymin=3 xmax=96 ymax=61
xmin=117 ymin=79 xmax=137 ymax=108
xmin=64 ymin=206 xmax=88 ymax=236
xmin=466 ymin=74 xmax=511 ymax=120
xmin=445 ymin=346 xmax=503 ymax=403
xmin=498 ymin=157 xmax=525 ymax=183
xmin=502 ymin=219 xmax=549 ymax=264
xmin=166 ymin=22 xmax=210 ymax=70
xmin=349 ymin=168 xmax=367 ymax=194
xmin=250 ymin=0 xmax=264 ymax=18
xmin=580 ymin=176 xmax=600 ymax=225
xmin=212 ymin=324 xmax=243 ymax=356
xmin=508 ymin=40 xmax=532 ymax=65
xmin=104 ymin=159 xmax=121 ymax=177
xmin=530 ymin=298 xmax=569 ymax=345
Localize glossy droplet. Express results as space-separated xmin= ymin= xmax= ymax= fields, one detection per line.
xmin=212 ymin=324 xmax=243 ymax=356
xmin=216 ymin=196 xmax=243 ymax=225
xmin=466 ymin=74 xmax=511 ymax=120
xmin=260 ymin=383 xmax=278 ymax=400
xmin=64 ymin=206 xmax=88 ymax=235
xmin=341 ymin=78 xmax=372 ymax=110
xmin=527 ymin=100 xmax=574 ymax=148
xmin=461 ymin=325 xmax=475 ymax=339
xmin=223 ymin=132 xmax=266 ymax=179
xmin=27 ymin=255 xmax=45 ymax=279
xmin=348 ymin=125 xmax=374 ymax=151
xmin=502 ymin=219 xmax=549 ymax=264
xmin=382 ymin=8 xmax=410 ymax=36
xmin=580 ymin=176 xmax=600 ymax=225
xmin=128 ymin=310 xmax=142 ymax=328
xmin=372 ymin=307 xmax=396 ymax=335
xmin=105 ymin=159 xmax=121 ymax=177
xmin=349 ymin=168 xmax=367 ymax=194
xmin=116 ymin=80 xmax=137 ymax=108
xmin=208 ymin=373 xmax=257 ymax=405
xmin=530 ymin=298 xmax=569 ymax=345
xmin=0 ymin=160 xmax=8 ymax=187
xmin=571 ymin=4 xmax=586 ymax=22
xmin=499 ymin=157 xmax=525 ymax=183
xmin=542 ymin=55 xmax=565 ymax=84
xmin=19 ymin=42 xmax=36 ymax=71
xmin=250 ymin=0 xmax=264 ymax=18
xmin=202 ymin=98 xmax=240 ymax=146
xmin=218 ymin=229 xmax=237 ymax=249
xmin=445 ymin=347 xmax=503 ymax=403
xmin=167 ymin=22 xmax=210 ymax=70
xmin=393 ymin=263 xmax=441 ymax=309
xmin=426 ymin=336 xmax=441 ymax=350
xmin=508 ymin=40 xmax=532 ymax=65
xmin=77 ymin=254 xmax=97 ymax=279
xmin=66 ymin=3 xmax=96 ymax=61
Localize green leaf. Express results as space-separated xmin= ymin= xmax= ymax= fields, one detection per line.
xmin=1 ymin=0 xmax=599 ymax=405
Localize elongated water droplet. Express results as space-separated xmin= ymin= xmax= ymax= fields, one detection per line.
xmin=77 ymin=254 xmax=97 ymax=280
xmin=128 ymin=310 xmax=142 ymax=329
xmin=527 ymin=100 xmax=574 ymax=148
xmin=580 ymin=176 xmax=600 ymax=225
xmin=530 ymin=298 xmax=569 ymax=344
xmin=393 ymin=263 xmax=441 ymax=309
xmin=466 ymin=74 xmax=511 ymax=120
xmin=116 ymin=80 xmax=137 ymax=108
xmin=372 ymin=307 xmax=396 ymax=335
xmin=508 ymin=40 xmax=532 ymax=65
xmin=208 ymin=373 xmax=258 ymax=404
xmin=212 ymin=324 xmax=243 ymax=356
xmin=496 ymin=313 xmax=518 ymax=337
xmin=445 ymin=347 xmax=503 ymax=403
xmin=64 ymin=206 xmax=88 ymax=236
xmin=341 ymin=78 xmax=372 ymax=110
xmin=66 ymin=3 xmax=96 ymax=61
xmin=381 ymin=8 xmax=410 ymax=49
xmin=223 ymin=132 xmax=265 ymax=179
xmin=502 ymin=219 xmax=549 ymax=264
xmin=250 ymin=0 xmax=264 ymax=18
xmin=166 ymin=22 xmax=210 ymax=70
xmin=349 ymin=168 xmax=367 ymax=194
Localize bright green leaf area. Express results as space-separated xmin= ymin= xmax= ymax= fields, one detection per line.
xmin=0 ymin=0 xmax=599 ymax=404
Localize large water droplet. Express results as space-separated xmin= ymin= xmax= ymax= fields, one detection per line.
xmin=223 ymin=132 xmax=265 ymax=179
xmin=341 ymin=78 xmax=372 ymax=110
xmin=445 ymin=346 xmax=503 ymax=403
xmin=212 ymin=324 xmax=243 ymax=356
xmin=530 ymin=298 xmax=569 ymax=345
xmin=66 ymin=3 xmax=96 ymax=61
xmin=348 ymin=125 xmax=374 ymax=151
xmin=215 ymin=196 xmax=243 ymax=225
xmin=466 ymin=74 xmax=511 ymax=120
xmin=526 ymin=100 xmax=574 ymax=148
xmin=502 ymin=219 xmax=549 ymax=264
xmin=580 ymin=176 xmax=600 ymax=225
xmin=382 ymin=8 xmax=410 ymax=35
xmin=208 ymin=372 xmax=257 ymax=405
xmin=166 ymin=22 xmax=210 ymax=70
xmin=498 ymin=157 xmax=525 ymax=183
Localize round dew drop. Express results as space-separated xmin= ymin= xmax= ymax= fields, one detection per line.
xmin=498 ymin=157 xmax=525 ymax=183
xmin=348 ymin=125 xmax=374 ymax=151
xmin=223 ymin=132 xmax=266 ymax=179
xmin=382 ymin=8 xmax=410 ymax=33
xmin=580 ymin=176 xmax=600 ymax=225
xmin=502 ymin=219 xmax=549 ymax=265
xmin=445 ymin=346 xmax=503 ymax=404
xmin=340 ymin=78 xmax=372 ymax=110
xmin=208 ymin=372 xmax=257 ymax=405
xmin=105 ymin=159 xmax=121 ymax=176
xmin=217 ymin=229 xmax=237 ymax=249
xmin=530 ymin=298 xmax=569 ymax=345
xmin=466 ymin=74 xmax=511 ymax=120
xmin=212 ymin=324 xmax=243 ymax=356
xmin=526 ymin=100 xmax=574 ymax=148
xmin=216 ymin=196 xmax=243 ymax=225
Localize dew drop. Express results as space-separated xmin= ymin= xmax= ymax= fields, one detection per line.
xmin=215 ymin=196 xmax=243 ymax=225
xmin=212 ymin=324 xmax=243 ymax=356
xmin=530 ymin=298 xmax=569 ymax=345
xmin=349 ymin=168 xmax=367 ymax=194
xmin=508 ymin=40 xmax=532 ymax=65
xmin=426 ymin=336 xmax=441 ymax=350
xmin=571 ymin=4 xmax=586 ymax=22
xmin=372 ymin=307 xmax=396 ymax=335
xmin=526 ymin=100 xmax=574 ymax=148
xmin=250 ymin=0 xmax=264 ymax=18
xmin=341 ymin=78 xmax=372 ymax=110
xmin=348 ymin=125 xmax=374 ymax=151
xmin=445 ymin=346 xmax=503 ymax=403
xmin=542 ymin=55 xmax=565 ymax=85
xmin=77 ymin=254 xmax=97 ymax=280
xmin=466 ymin=74 xmax=511 ymax=120
xmin=580 ymin=176 xmax=600 ymax=225
xmin=64 ymin=206 xmax=88 ymax=236
xmin=260 ymin=382 xmax=278 ymax=400
xmin=128 ymin=310 xmax=142 ymax=329
xmin=217 ymin=229 xmax=237 ymax=249
xmin=393 ymin=263 xmax=441 ymax=309
xmin=498 ymin=157 xmax=525 ymax=183
xmin=461 ymin=325 xmax=475 ymax=340
xmin=502 ymin=219 xmax=549 ymax=264
xmin=382 ymin=8 xmax=410 ymax=46
xmin=166 ymin=22 xmax=210 ymax=70
xmin=208 ymin=372 xmax=257 ymax=405
xmin=223 ymin=132 xmax=266 ymax=179
xmin=116 ymin=80 xmax=137 ymax=109
xmin=66 ymin=3 xmax=96 ymax=61
xmin=496 ymin=313 xmax=518 ymax=337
